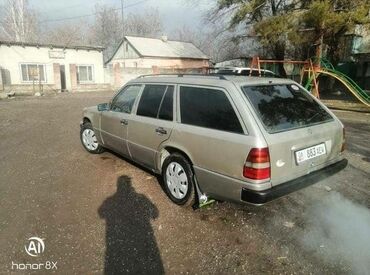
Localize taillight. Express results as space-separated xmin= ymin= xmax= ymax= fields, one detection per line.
xmin=243 ymin=148 xmax=271 ymax=180
xmin=341 ymin=127 xmax=345 ymax=152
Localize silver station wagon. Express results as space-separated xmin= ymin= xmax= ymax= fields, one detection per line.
xmin=80 ymin=75 xmax=347 ymax=207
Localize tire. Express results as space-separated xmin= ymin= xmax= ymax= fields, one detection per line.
xmin=162 ymin=153 xmax=196 ymax=207
xmin=80 ymin=122 xmax=104 ymax=154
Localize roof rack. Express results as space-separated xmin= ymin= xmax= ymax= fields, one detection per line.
xmin=136 ymin=73 xmax=227 ymax=80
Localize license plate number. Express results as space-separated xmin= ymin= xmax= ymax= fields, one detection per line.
xmin=295 ymin=143 xmax=326 ymax=164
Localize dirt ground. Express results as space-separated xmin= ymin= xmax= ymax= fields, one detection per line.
xmin=0 ymin=92 xmax=369 ymax=274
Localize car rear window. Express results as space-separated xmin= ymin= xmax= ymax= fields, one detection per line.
xmin=241 ymin=84 xmax=333 ymax=133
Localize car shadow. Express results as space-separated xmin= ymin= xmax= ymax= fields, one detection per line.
xmin=98 ymin=175 xmax=164 ymax=274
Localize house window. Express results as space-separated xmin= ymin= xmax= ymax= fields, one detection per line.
xmin=125 ymin=43 xmax=128 ymax=52
xmin=77 ymin=65 xmax=94 ymax=83
xmin=21 ymin=64 xmax=46 ymax=82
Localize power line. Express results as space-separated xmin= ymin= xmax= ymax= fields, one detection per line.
xmin=39 ymin=0 xmax=150 ymax=24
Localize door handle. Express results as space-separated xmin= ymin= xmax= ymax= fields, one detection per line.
xmin=155 ymin=127 xmax=167 ymax=135
xmin=120 ymin=119 xmax=128 ymax=125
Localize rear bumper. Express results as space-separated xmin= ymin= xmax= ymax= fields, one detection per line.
xmin=241 ymin=158 xmax=348 ymax=204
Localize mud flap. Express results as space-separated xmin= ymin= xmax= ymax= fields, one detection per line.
xmin=192 ymin=177 xmax=215 ymax=209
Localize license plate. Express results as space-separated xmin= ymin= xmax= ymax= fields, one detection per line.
xmin=295 ymin=143 xmax=326 ymax=164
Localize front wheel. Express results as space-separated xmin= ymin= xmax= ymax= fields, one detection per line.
xmin=162 ymin=153 xmax=196 ymax=207
xmin=80 ymin=122 xmax=104 ymax=154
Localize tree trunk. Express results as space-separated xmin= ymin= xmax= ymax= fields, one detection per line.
xmin=273 ymin=42 xmax=287 ymax=77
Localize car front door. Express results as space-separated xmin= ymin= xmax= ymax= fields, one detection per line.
xmin=100 ymin=84 xmax=142 ymax=157
xmin=127 ymin=84 xmax=175 ymax=169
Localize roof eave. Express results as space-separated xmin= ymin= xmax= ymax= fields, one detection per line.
xmin=140 ymin=55 xmax=209 ymax=60
xmin=0 ymin=40 xmax=104 ymax=51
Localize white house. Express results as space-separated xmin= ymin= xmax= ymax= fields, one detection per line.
xmin=0 ymin=41 xmax=110 ymax=94
xmin=105 ymin=35 xmax=210 ymax=88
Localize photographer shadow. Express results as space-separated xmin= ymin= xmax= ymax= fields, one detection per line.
xmin=98 ymin=175 xmax=164 ymax=274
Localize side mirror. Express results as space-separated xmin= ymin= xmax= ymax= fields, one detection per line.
xmin=97 ymin=103 xmax=110 ymax=111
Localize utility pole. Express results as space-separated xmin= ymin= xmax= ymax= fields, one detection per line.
xmin=121 ymin=0 xmax=125 ymax=59
xmin=121 ymin=0 xmax=124 ymax=39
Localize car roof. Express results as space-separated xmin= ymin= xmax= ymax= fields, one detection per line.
xmin=129 ymin=75 xmax=295 ymax=88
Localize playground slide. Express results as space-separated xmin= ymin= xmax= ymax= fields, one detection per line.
xmin=318 ymin=68 xmax=370 ymax=107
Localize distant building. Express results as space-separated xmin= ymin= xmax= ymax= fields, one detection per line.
xmin=105 ymin=35 xmax=210 ymax=88
xmin=0 ymin=41 xmax=110 ymax=94
xmin=336 ymin=26 xmax=370 ymax=89
xmin=352 ymin=33 xmax=370 ymax=89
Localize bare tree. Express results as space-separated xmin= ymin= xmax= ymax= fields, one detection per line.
xmin=124 ymin=8 xmax=163 ymax=37
xmin=170 ymin=23 xmax=261 ymax=63
xmin=0 ymin=0 xmax=39 ymax=42
xmin=88 ymin=4 xmax=123 ymax=60
xmin=171 ymin=0 xmax=263 ymax=62
xmin=89 ymin=4 xmax=164 ymax=60
xmin=44 ymin=20 xmax=89 ymax=46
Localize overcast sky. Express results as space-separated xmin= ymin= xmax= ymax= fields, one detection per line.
xmin=19 ymin=0 xmax=212 ymax=33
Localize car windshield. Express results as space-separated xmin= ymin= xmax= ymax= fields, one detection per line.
xmin=241 ymin=84 xmax=333 ymax=133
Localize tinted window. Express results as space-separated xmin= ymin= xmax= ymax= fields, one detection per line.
xmin=241 ymin=84 xmax=333 ymax=133
xmin=137 ymin=85 xmax=167 ymax=118
xmin=250 ymin=70 xmax=260 ymax=76
xmin=240 ymin=70 xmax=260 ymax=76
xmin=180 ymin=86 xmax=243 ymax=133
xmin=216 ymin=69 xmax=235 ymax=75
xmin=158 ymin=86 xmax=174 ymax=121
xmin=111 ymin=85 xmax=141 ymax=113
xmin=238 ymin=69 xmax=276 ymax=77
xmin=264 ymin=71 xmax=276 ymax=77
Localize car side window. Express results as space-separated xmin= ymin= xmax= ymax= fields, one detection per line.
xmin=250 ymin=70 xmax=260 ymax=76
xmin=137 ymin=85 xmax=174 ymax=120
xmin=158 ymin=86 xmax=174 ymax=121
xmin=180 ymin=86 xmax=243 ymax=133
xmin=111 ymin=85 xmax=141 ymax=113
xmin=240 ymin=70 xmax=249 ymax=76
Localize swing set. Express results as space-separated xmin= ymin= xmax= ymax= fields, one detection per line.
xmin=249 ymin=56 xmax=320 ymax=97
xmin=247 ymin=56 xmax=370 ymax=107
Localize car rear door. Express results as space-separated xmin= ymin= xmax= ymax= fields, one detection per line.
xmin=100 ymin=85 xmax=142 ymax=157
xmin=241 ymin=83 xmax=344 ymax=186
xmin=171 ymin=85 xmax=257 ymax=197
xmin=127 ymin=84 xmax=175 ymax=169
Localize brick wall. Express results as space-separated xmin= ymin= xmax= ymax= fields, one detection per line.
xmin=106 ymin=59 xmax=209 ymax=89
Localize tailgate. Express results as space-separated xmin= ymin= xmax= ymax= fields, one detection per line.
xmin=265 ymin=120 xmax=343 ymax=186
xmin=240 ymin=83 xmax=344 ymax=186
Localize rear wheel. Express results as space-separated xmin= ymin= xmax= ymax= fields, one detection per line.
xmin=162 ymin=153 xmax=196 ymax=207
xmin=80 ymin=122 xmax=104 ymax=154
